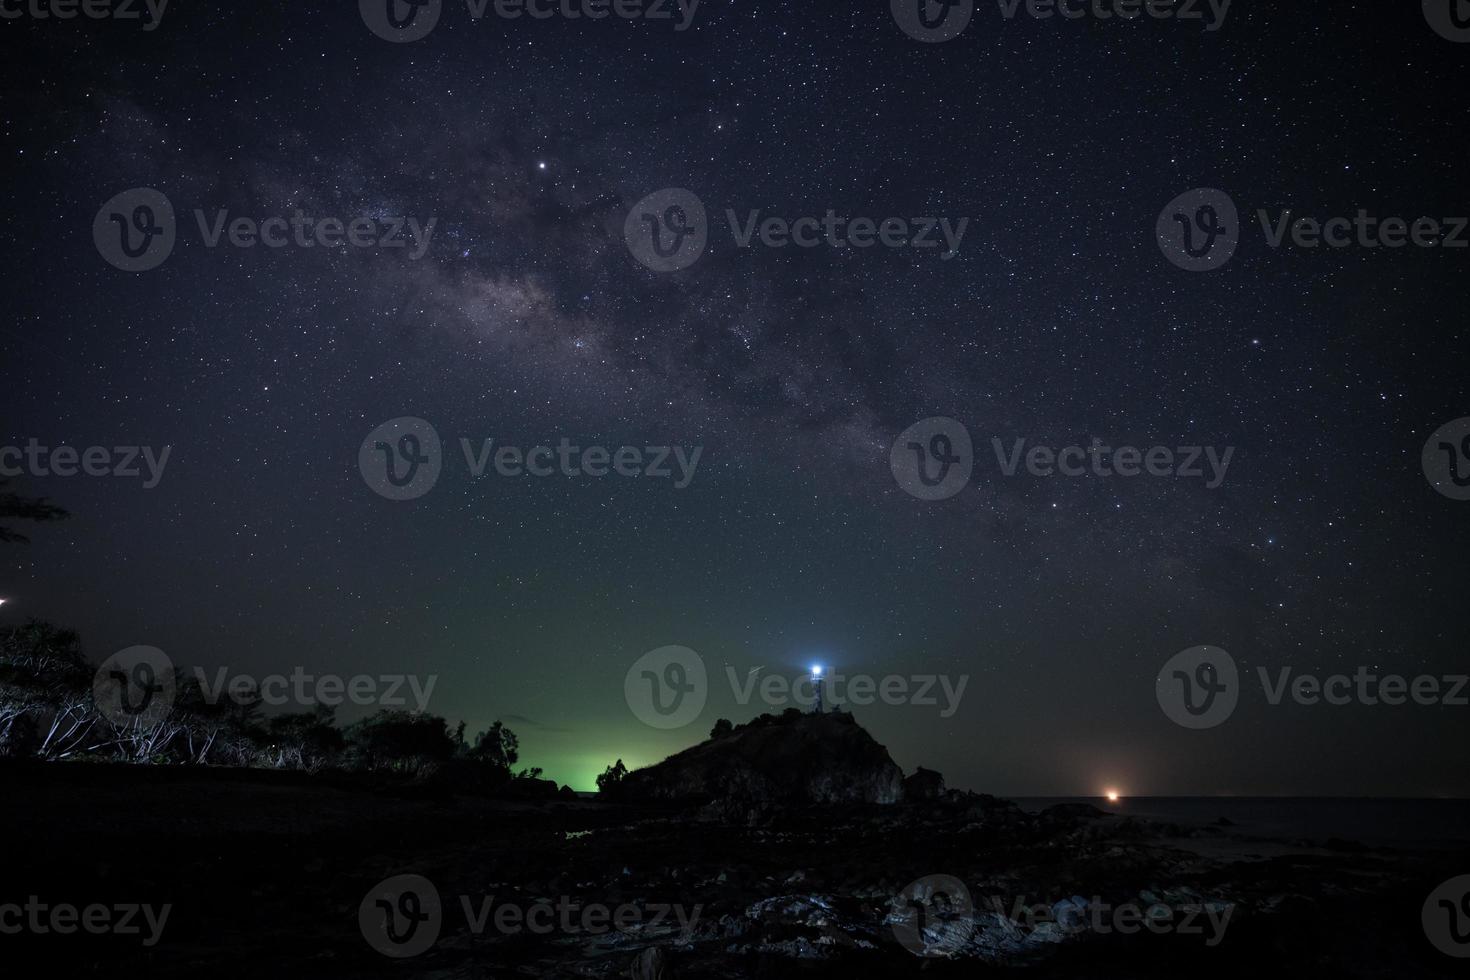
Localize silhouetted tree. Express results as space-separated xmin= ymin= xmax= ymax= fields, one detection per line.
xmin=0 ymin=620 xmax=94 ymax=758
xmin=0 ymin=481 xmax=67 ymax=544
xmin=464 ymin=720 xmax=520 ymax=771
xmin=596 ymin=758 xmax=628 ymax=793
xmin=710 ymin=718 xmax=733 ymax=739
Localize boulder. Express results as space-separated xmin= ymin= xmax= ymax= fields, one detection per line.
xmin=616 ymin=710 xmax=903 ymax=806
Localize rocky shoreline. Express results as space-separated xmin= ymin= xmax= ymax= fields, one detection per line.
xmin=1 ymin=725 xmax=1462 ymax=978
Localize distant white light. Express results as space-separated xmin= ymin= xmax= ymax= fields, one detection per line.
xmin=811 ymin=665 xmax=823 ymax=677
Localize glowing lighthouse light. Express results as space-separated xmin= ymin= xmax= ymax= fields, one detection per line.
xmin=811 ymin=665 xmax=823 ymax=677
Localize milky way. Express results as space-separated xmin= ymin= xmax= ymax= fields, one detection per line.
xmin=2 ymin=0 xmax=1467 ymax=793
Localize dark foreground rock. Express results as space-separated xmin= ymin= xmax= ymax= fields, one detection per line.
xmin=2 ymin=764 xmax=1464 ymax=980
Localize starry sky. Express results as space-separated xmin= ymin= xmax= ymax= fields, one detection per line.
xmin=2 ymin=0 xmax=1467 ymax=795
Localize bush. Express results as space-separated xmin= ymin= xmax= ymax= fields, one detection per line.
xmin=341 ymin=710 xmax=458 ymax=777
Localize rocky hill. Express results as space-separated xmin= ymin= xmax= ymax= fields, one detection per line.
xmin=616 ymin=709 xmax=905 ymax=806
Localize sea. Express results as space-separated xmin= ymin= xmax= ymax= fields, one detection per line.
xmin=1012 ymin=797 xmax=1470 ymax=850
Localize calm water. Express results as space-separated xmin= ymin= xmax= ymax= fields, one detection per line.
xmin=1013 ymin=797 xmax=1470 ymax=849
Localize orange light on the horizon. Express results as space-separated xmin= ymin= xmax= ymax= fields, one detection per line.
xmin=1105 ymin=790 xmax=1121 ymax=803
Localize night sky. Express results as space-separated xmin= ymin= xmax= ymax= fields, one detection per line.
xmin=2 ymin=0 xmax=1467 ymax=795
